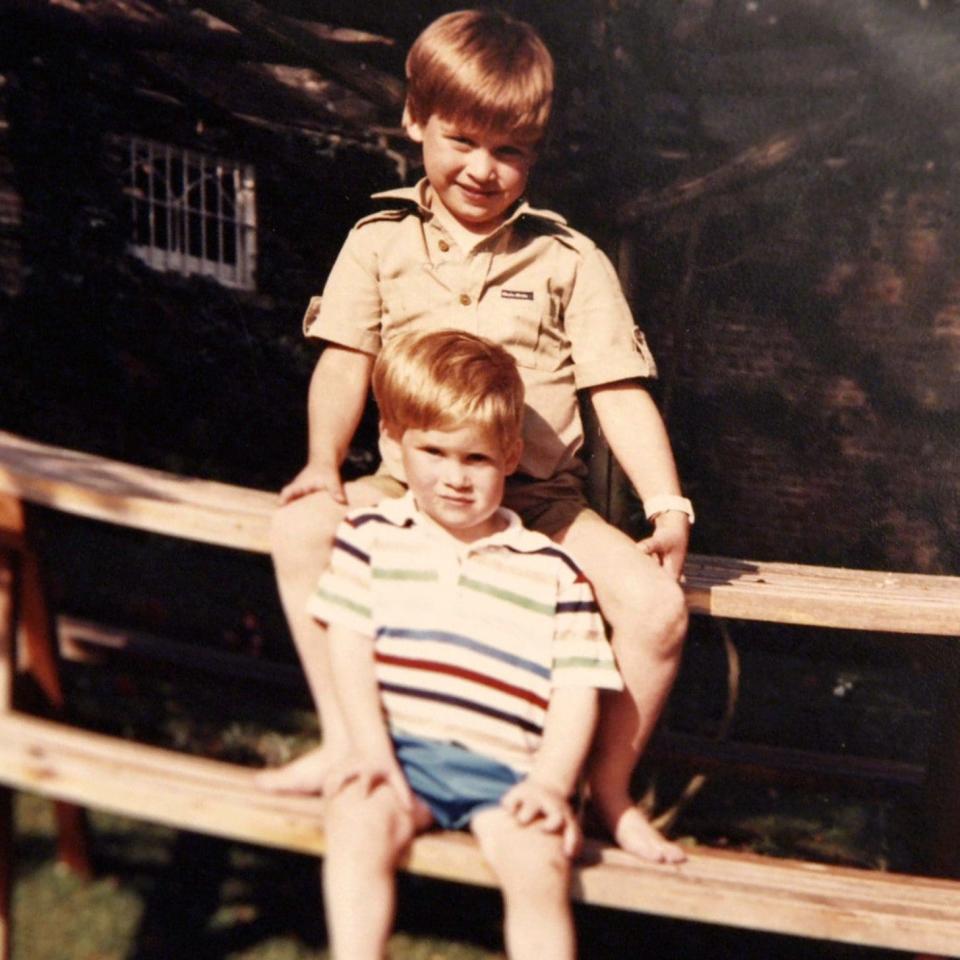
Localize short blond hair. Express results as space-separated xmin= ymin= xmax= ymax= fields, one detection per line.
xmin=405 ymin=9 xmax=554 ymax=142
xmin=373 ymin=330 xmax=524 ymax=454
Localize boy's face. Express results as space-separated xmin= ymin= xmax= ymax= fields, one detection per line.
xmin=406 ymin=113 xmax=536 ymax=233
xmin=388 ymin=421 xmax=522 ymax=543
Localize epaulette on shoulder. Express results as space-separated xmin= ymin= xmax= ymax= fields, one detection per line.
xmin=354 ymin=198 xmax=419 ymax=231
xmin=516 ymin=211 xmax=588 ymax=254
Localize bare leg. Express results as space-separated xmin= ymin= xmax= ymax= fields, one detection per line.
xmin=555 ymin=510 xmax=688 ymax=862
xmin=256 ymin=480 xmax=387 ymax=793
xmin=471 ymin=807 xmax=575 ymax=960
xmin=323 ymin=780 xmax=432 ymax=960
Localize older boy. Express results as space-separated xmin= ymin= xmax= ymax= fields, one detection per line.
xmin=317 ymin=330 xmax=621 ymax=960
xmin=261 ymin=8 xmax=692 ymax=863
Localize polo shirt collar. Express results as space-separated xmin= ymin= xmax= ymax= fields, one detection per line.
xmin=378 ymin=490 xmax=528 ymax=552
xmin=371 ymin=179 xmax=568 ymax=235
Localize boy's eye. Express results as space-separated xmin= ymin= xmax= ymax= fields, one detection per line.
xmin=465 ymin=452 xmax=492 ymax=464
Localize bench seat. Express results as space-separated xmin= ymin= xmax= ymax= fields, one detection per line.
xmin=3 ymin=710 xmax=960 ymax=955
xmin=3 ymin=430 xmax=959 ymax=635
xmin=3 ymin=428 xmax=960 ymax=957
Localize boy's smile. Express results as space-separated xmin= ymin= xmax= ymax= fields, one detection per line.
xmin=390 ymin=423 xmax=522 ymax=543
xmin=405 ymin=114 xmax=535 ymax=234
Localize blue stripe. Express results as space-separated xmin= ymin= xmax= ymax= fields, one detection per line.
xmin=556 ymin=600 xmax=600 ymax=614
xmin=503 ymin=543 xmax=583 ymax=576
xmin=350 ymin=511 xmax=413 ymax=530
xmin=376 ymin=627 xmax=550 ymax=680
xmin=333 ymin=536 xmax=369 ymax=564
xmin=380 ymin=683 xmax=543 ymax=736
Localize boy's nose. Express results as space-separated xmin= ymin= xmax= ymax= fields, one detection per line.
xmin=442 ymin=460 xmax=470 ymax=488
xmin=466 ymin=149 xmax=496 ymax=182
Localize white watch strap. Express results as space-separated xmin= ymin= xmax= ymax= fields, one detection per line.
xmin=644 ymin=494 xmax=695 ymax=524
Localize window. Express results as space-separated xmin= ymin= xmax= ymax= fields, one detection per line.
xmin=121 ymin=137 xmax=257 ymax=290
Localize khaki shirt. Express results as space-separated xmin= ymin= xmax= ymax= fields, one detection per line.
xmin=304 ymin=180 xmax=657 ymax=481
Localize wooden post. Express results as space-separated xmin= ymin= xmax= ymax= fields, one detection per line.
xmin=923 ymin=642 xmax=960 ymax=878
xmin=0 ymin=784 xmax=10 ymax=960
xmin=0 ymin=551 xmax=15 ymax=960
xmin=0 ymin=494 xmax=91 ymax=879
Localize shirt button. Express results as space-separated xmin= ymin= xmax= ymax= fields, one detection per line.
xmin=459 ymin=293 xmax=471 ymax=306
xmin=438 ymin=239 xmax=450 ymax=252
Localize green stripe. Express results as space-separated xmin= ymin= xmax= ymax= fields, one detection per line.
xmin=460 ymin=575 xmax=553 ymax=615
xmin=554 ymin=657 xmax=618 ymax=671
xmin=372 ymin=569 xmax=438 ymax=581
xmin=314 ymin=586 xmax=371 ymax=619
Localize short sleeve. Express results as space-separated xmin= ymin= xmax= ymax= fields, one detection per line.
xmin=306 ymin=517 xmax=374 ymax=637
xmin=302 ymin=224 xmax=385 ymax=356
xmin=551 ymin=563 xmax=623 ymax=691
xmin=564 ymin=244 xmax=658 ymax=390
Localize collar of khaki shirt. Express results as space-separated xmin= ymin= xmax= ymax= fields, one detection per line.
xmin=371 ymin=179 xmax=568 ymax=249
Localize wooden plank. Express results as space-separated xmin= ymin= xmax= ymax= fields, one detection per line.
xmin=1 ymin=712 xmax=960 ymax=955
xmin=683 ymin=555 xmax=960 ymax=635
xmin=0 ymin=431 xmax=275 ymax=553
xmin=3 ymin=431 xmax=960 ymax=635
xmin=651 ymin=730 xmax=925 ymax=792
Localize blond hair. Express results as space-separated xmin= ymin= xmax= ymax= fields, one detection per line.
xmin=405 ymin=9 xmax=554 ymax=142
xmin=373 ymin=330 xmax=524 ymax=454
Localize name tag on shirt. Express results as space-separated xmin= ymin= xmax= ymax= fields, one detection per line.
xmin=501 ymin=289 xmax=534 ymax=301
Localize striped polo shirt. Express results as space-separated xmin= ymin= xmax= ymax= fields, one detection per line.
xmin=308 ymin=493 xmax=622 ymax=775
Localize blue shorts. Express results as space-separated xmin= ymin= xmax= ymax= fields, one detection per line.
xmin=392 ymin=732 xmax=523 ymax=830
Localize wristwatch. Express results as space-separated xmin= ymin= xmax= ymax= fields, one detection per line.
xmin=643 ymin=494 xmax=695 ymax=524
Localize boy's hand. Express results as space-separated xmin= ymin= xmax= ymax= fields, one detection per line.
xmin=279 ymin=461 xmax=345 ymax=505
xmin=637 ymin=511 xmax=690 ymax=581
xmin=501 ymin=779 xmax=582 ymax=858
xmin=323 ymin=753 xmax=414 ymax=811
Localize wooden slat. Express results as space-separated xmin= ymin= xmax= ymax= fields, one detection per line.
xmin=683 ymin=555 xmax=960 ymax=635
xmin=0 ymin=431 xmax=275 ymax=553
xmin=1 ymin=712 xmax=960 ymax=956
xmin=3 ymin=431 xmax=960 ymax=635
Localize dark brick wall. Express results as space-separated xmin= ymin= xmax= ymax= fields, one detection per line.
xmin=637 ymin=166 xmax=960 ymax=575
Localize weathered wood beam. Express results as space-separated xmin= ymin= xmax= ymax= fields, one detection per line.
xmin=196 ymin=0 xmax=404 ymax=112
xmin=5 ymin=0 xmax=392 ymax=62
xmin=610 ymin=102 xmax=862 ymax=225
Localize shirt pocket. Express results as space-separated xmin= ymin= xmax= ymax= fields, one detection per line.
xmin=380 ymin=273 xmax=457 ymax=340
xmin=484 ymin=295 xmax=559 ymax=371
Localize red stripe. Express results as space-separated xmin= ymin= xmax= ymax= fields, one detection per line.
xmin=375 ymin=652 xmax=549 ymax=710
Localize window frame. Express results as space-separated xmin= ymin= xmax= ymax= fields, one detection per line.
xmin=119 ymin=136 xmax=258 ymax=291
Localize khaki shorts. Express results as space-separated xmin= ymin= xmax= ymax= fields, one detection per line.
xmin=358 ymin=464 xmax=593 ymax=539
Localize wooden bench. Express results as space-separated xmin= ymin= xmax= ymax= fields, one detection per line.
xmin=2 ymin=428 xmax=960 ymax=957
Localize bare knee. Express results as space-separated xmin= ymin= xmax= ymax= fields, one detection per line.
xmin=605 ymin=562 xmax=688 ymax=663
xmin=325 ymin=785 xmax=411 ymax=864
xmin=269 ymin=492 xmax=344 ymax=575
xmin=476 ymin=821 xmax=569 ymax=901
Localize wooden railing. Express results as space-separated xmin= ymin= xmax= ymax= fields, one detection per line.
xmin=2 ymin=429 xmax=960 ymax=957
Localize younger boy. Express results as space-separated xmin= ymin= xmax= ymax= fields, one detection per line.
xmin=316 ymin=329 xmax=622 ymax=960
xmin=261 ymin=8 xmax=692 ymax=863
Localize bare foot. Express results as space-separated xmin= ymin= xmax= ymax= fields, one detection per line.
xmin=588 ymin=793 xmax=687 ymax=863
xmin=611 ymin=805 xmax=686 ymax=863
xmin=255 ymin=746 xmax=334 ymax=795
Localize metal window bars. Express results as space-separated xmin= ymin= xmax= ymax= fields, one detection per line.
xmin=123 ymin=137 xmax=257 ymax=291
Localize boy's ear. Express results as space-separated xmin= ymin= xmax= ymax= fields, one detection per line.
xmin=403 ymin=103 xmax=424 ymax=143
xmin=505 ymin=437 xmax=523 ymax=475
xmin=380 ymin=420 xmax=402 ymax=459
